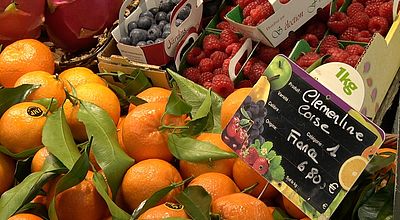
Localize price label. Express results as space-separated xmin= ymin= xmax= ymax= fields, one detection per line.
xmin=222 ymin=55 xmax=384 ymax=219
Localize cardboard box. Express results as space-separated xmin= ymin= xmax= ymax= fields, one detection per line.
xmin=289 ymin=1 xmax=400 ymax=120
xmin=112 ymin=0 xmax=203 ymax=66
xmin=225 ymin=0 xmax=331 ymax=47
xmin=97 ymin=38 xmax=171 ymax=89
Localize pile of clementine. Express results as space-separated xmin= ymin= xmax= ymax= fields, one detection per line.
xmin=0 ymin=39 xmax=316 ymax=219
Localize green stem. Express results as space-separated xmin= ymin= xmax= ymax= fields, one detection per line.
xmin=241 ymin=182 xmax=259 ymax=194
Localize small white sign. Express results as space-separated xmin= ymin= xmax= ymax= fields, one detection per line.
xmin=310 ymin=62 xmax=365 ymax=111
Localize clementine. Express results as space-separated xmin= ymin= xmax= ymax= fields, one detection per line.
xmin=0 ymin=39 xmax=54 ymax=88
xmin=121 ymin=159 xmax=182 ymax=211
xmin=138 ymin=202 xmax=189 ymax=219
xmin=0 ymin=152 xmax=15 ymax=195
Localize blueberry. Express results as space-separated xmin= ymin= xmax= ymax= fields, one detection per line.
xmin=163 ymin=23 xmax=171 ymax=32
xmin=158 ymin=20 xmax=168 ymax=30
xmin=147 ymin=40 xmax=155 ymax=45
xmin=120 ymin=36 xmax=132 ymax=45
xmin=155 ymin=38 xmax=164 ymax=43
xmin=155 ymin=11 xmax=168 ymax=23
xmin=136 ymin=41 xmax=147 ymax=46
xmin=177 ymin=5 xmax=190 ymax=20
xmin=130 ymin=28 xmax=147 ymax=45
xmin=159 ymin=1 xmax=174 ymax=12
xmin=171 ymin=0 xmax=181 ymax=6
xmin=137 ymin=16 xmax=153 ymax=29
xmin=127 ymin=21 xmax=138 ymax=33
xmin=166 ymin=11 xmax=172 ymax=22
xmin=140 ymin=11 xmax=154 ymax=18
xmin=147 ymin=27 xmax=162 ymax=41
xmin=175 ymin=19 xmax=183 ymax=26
xmin=162 ymin=30 xmax=171 ymax=39
xmin=149 ymin=7 xmax=159 ymax=15
xmin=150 ymin=24 xmax=159 ymax=30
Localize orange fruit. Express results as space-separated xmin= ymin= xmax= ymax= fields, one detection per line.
xmin=117 ymin=116 xmax=127 ymax=153
xmin=281 ymin=195 xmax=306 ymax=219
xmin=0 ymin=39 xmax=54 ymax=88
xmin=127 ymin=87 xmax=171 ymax=110
xmin=0 ymin=153 xmax=15 ymax=195
xmin=221 ymin=88 xmax=252 ymax=128
xmin=211 ymin=193 xmax=273 ymax=220
xmin=59 ymin=67 xmax=106 ymax=91
xmin=63 ymin=83 xmax=120 ymax=142
xmin=179 ymin=133 xmax=235 ymax=179
xmin=8 ymin=213 xmax=43 ymax=220
xmin=138 ymin=202 xmax=189 ymax=219
xmin=121 ymin=159 xmax=183 ymax=212
xmin=31 ymin=147 xmax=50 ymax=172
xmin=48 ymin=171 xmax=109 ymax=220
xmin=122 ymin=102 xmax=186 ymax=162
xmin=14 ymin=71 xmax=66 ymax=107
xmin=232 ymin=159 xmax=279 ymax=200
xmin=0 ymin=102 xmax=47 ymax=153
xmin=31 ymin=194 xmax=47 ymax=206
xmin=188 ymin=172 xmax=239 ymax=202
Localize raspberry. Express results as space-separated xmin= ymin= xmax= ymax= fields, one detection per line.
xmin=256 ymin=45 xmax=280 ymax=64
xmin=203 ymin=82 xmax=213 ymax=89
xmin=354 ymin=30 xmax=372 ymax=42
xmin=220 ymin=29 xmax=239 ymax=48
xmin=237 ymin=0 xmax=253 ymax=9
xmin=328 ymin=12 xmax=349 ymax=34
xmin=210 ymin=51 xmax=228 ymax=68
xmin=186 ymin=47 xmax=206 ymax=66
xmin=296 ymin=52 xmax=320 ymax=69
xmin=355 ymin=0 xmax=368 ymax=5
xmin=235 ymin=80 xmax=253 ymax=88
xmin=368 ymin=16 xmax=389 ymax=35
xmin=365 ymin=3 xmax=381 ymax=17
xmin=219 ymin=6 xmax=234 ymax=21
xmin=344 ymin=55 xmax=361 ymax=67
xmin=216 ymin=21 xmax=238 ymax=32
xmin=366 ymin=0 xmax=385 ymax=5
xmin=213 ymin=68 xmax=226 ymax=76
xmin=348 ymin=12 xmax=370 ymax=30
xmin=345 ymin=44 xmax=365 ymax=56
xmin=305 ymin=21 xmax=327 ymax=39
xmin=225 ymin=43 xmax=242 ymax=58
xmin=340 ymin=27 xmax=359 ymax=41
xmin=222 ymin=58 xmax=242 ymax=76
xmin=211 ymin=74 xmax=234 ymax=98
xmin=243 ymin=57 xmax=259 ymax=77
xmin=319 ymin=35 xmax=339 ymax=54
xmin=183 ymin=67 xmax=201 ymax=83
xmin=379 ymin=2 xmax=393 ymax=23
xmin=202 ymin=34 xmax=222 ymax=53
xmin=326 ymin=48 xmax=350 ymax=63
xmin=243 ymin=16 xmax=257 ymax=26
xmin=250 ymin=3 xmax=274 ymax=24
xmin=248 ymin=61 xmax=267 ymax=84
xmin=198 ymin=58 xmax=215 ymax=73
xmin=302 ymin=34 xmax=319 ymax=48
xmin=243 ymin=1 xmax=258 ymax=17
xmin=346 ymin=3 xmax=365 ymax=17
xmin=198 ymin=71 xmax=214 ymax=85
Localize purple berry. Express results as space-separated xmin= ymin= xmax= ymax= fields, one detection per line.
xmin=137 ymin=16 xmax=153 ymax=29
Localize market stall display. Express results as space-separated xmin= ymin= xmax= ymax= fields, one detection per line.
xmin=0 ymin=0 xmax=398 ymax=219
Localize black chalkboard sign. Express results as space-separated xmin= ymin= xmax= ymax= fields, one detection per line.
xmin=222 ymin=55 xmax=384 ymax=219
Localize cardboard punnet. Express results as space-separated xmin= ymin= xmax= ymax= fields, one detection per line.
xmin=225 ymin=0 xmax=331 ymax=47
xmin=112 ymin=0 xmax=203 ymax=66
xmin=97 ymin=38 xmax=171 ymax=89
xmin=289 ymin=1 xmax=400 ymax=120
